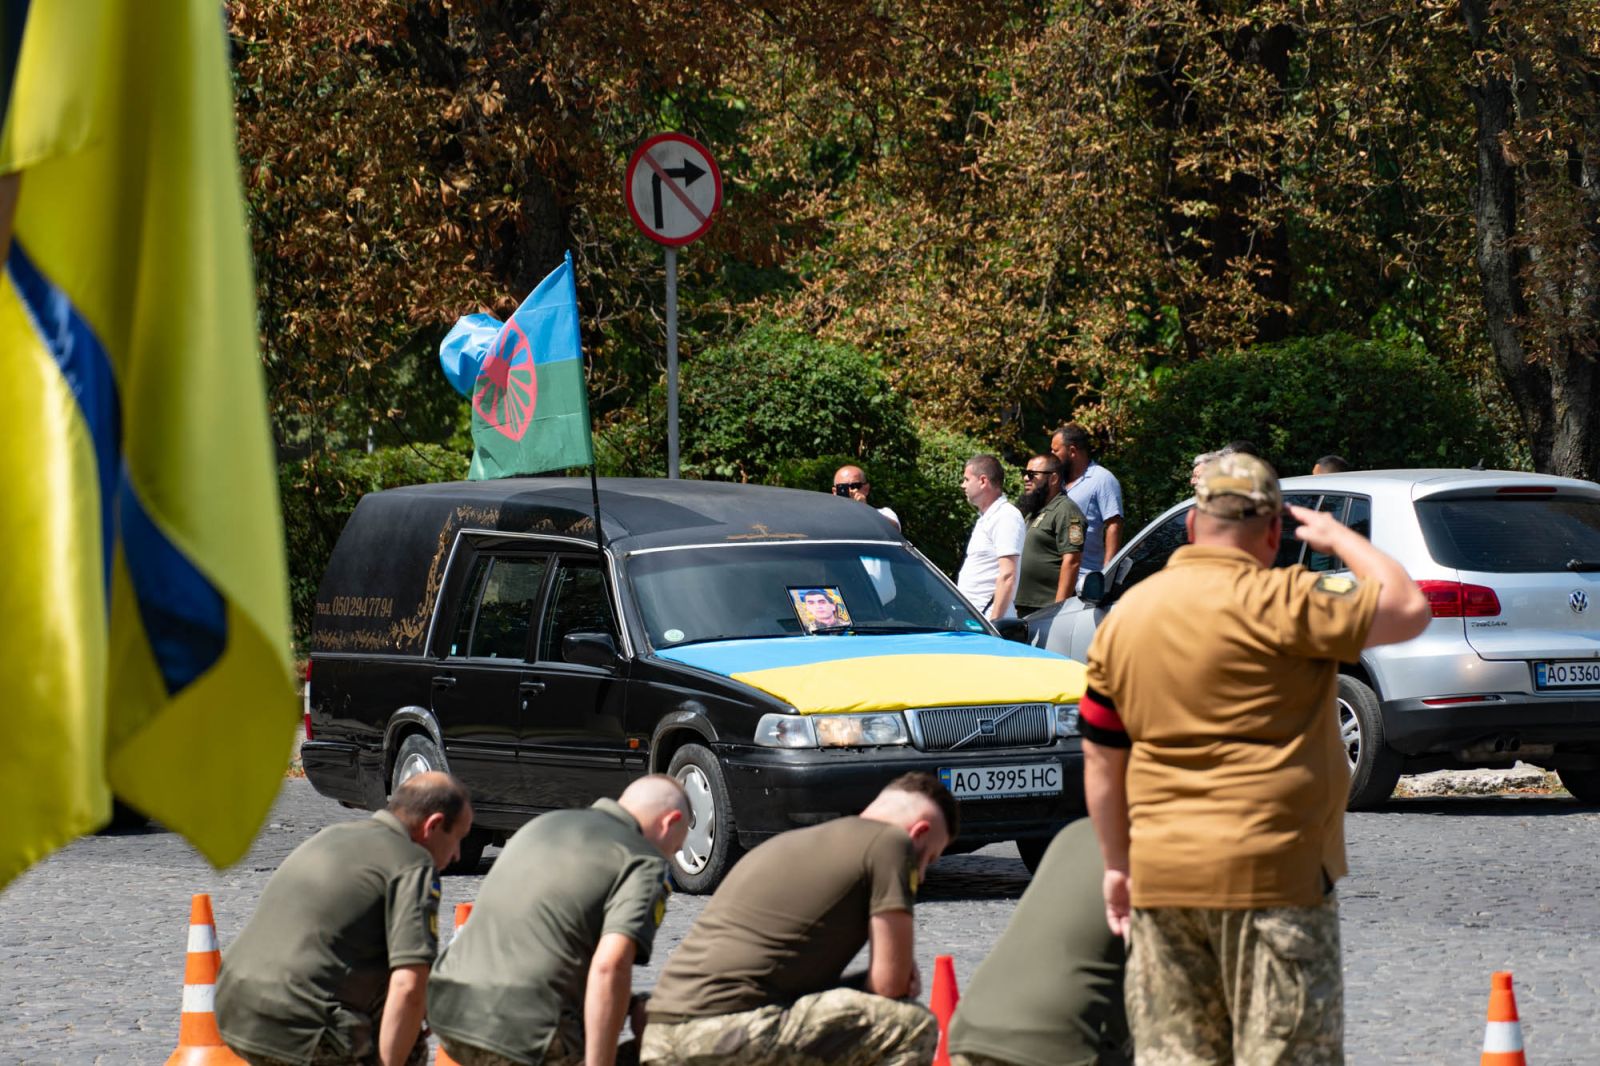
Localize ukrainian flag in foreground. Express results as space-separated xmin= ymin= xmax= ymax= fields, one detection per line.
xmin=0 ymin=2 xmax=295 ymax=887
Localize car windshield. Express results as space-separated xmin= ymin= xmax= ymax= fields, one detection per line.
xmin=1416 ymin=495 xmax=1600 ymax=572
xmin=626 ymin=541 xmax=986 ymax=648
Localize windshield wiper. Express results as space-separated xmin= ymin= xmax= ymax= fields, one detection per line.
xmin=1566 ymin=559 xmax=1600 ymax=572
xmin=666 ymin=633 xmax=784 ymax=648
xmin=835 ymin=624 xmax=952 ymax=634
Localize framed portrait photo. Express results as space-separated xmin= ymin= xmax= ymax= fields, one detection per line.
xmin=788 ymin=586 xmax=851 ymax=632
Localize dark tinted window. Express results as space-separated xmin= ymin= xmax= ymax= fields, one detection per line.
xmin=1303 ymin=495 xmax=1350 ymax=572
xmin=1273 ymin=493 xmax=1320 ymax=567
xmin=1417 ymin=495 xmax=1600 ymax=572
xmin=453 ymin=556 xmax=548 ymax=659
xmin=539 ymin=560 xmax=617 ymax=662
xmin=1114 ymin=509 xmax=1191 ymax=595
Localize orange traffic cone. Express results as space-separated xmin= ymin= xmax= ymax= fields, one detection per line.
xmin=930 ymin=954 xmax=960 ymax=1066
xmin=434 ymin=902 xmax=476 ymax=1066
xmin=1481 ymin=971 xmax=1527 ymax=1065
xmin=166 ymin=894 xmax=245 ymax=1065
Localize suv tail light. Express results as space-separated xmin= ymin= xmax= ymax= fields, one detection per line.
xmin=1417 ymin=579 xmax=1501 ymax=617
xmin=302 ymin=660 xmax=314 ymax=741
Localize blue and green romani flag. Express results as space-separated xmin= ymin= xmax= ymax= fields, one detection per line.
xmin=439 ymin=252 xmax=595 ymax=479
xmin=0 ymin=0 xmax=297 ymax=887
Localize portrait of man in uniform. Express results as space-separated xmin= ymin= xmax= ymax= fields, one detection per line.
xmin=790 ymin=587 xmax=851 ymax=632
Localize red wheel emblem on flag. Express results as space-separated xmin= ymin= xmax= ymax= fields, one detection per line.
xmin=472 ymin=318 xmax=538 ymax=440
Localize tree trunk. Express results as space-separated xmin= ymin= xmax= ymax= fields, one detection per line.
xmin=1463 ymin=0 xmax=1600 ymax=479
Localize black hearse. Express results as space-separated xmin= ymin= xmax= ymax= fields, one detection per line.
xmin=302 ymin=478 xmax=1088 ymax=890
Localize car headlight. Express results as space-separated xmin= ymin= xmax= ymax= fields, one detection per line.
xmin=816 ymin=713 xmax=910 ymax=748
xmin=752 ymin=712 xmax=910 ymax=748
xmin=753 ymin=713 xmax=818 ymax=748
xmin=1054 ymin=703 xmax=1081 ymax=737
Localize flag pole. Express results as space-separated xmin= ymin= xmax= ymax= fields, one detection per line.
xmin=568 ymin=251 xmax=609 ymax=578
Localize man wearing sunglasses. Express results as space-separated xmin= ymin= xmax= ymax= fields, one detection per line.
xmin=832 ymin=464 xmax=900 ymax=531
xmin=1014 ymin=456 xmax=1087 ymax=618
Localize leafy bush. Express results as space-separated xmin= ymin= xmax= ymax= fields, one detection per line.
xmin=280 ymin=443 xmax=469 ymax=646
xmin=1109 ymin=333 xmax=1508 ymax=529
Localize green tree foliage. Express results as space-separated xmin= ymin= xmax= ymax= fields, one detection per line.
xmin=1110 ymin=333 xmax=1508 ymax=525
xmin=280 ymin=444 xmax=469 ymax=644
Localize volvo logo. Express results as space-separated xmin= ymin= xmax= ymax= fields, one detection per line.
xmin=1572 ymin=590 xmax=1589 ymax=614
xmin=978 ymin=718 xmax=997 ymax=736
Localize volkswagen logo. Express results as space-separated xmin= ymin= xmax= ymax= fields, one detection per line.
xmin=1572 ymin=590 xmax=1589 ymax=614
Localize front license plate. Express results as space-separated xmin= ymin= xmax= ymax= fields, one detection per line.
xmin=939 ymin=762 xmax=1062 ymax=800
xmin=1535 ymin=661 xmax=1600 ymax=689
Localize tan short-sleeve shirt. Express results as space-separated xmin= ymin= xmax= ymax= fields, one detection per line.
xmin=1083 ymin=545 xmax=1379 ymax=908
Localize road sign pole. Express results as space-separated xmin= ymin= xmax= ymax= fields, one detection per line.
xmin=665 ymin=245 xmax=679 ymax=479
xmin=624 ymin=132 xmax=720 ymax=481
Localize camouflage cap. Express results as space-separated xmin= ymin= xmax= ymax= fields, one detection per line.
xmin=1194 ymin=452 xmax=1282 ymax=519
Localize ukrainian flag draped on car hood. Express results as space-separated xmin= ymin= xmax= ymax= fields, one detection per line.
xmin=0 ymin=1 xmax=296 ymax=887
xmin=657 ymin=632 xmax=1086 ymax=714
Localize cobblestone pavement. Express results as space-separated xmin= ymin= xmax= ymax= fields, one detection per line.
xmin=4 ymin=780 xmax=1598 ymax=1063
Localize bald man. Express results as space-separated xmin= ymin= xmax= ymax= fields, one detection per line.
xmin=218 ymin=772 xmax=474 ymax=1066
xmin=833 ymin=464 xmax=900 ymax=530
xmin=642 ymin=773 xmax=957 ymax=1066
xmin=429 ymin=776 xmax=690 ymax=1066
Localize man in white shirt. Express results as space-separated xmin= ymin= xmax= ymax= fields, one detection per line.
xmin=956 ymin=455 xmax=1026 ymax=621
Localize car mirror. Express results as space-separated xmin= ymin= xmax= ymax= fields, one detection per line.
xmin=563 ymin=630 xmax=619 ymax=669
xmin=993 ymin=617 xmax=1030 ymax=644
xmin=1080 ymin=571 xmax=1106 ymax=606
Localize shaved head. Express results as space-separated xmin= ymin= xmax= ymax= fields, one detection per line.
xmin=619 ymin=774 xmax=691 ymax=858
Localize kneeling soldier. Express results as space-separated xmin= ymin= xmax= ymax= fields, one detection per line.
xmin=427 ymin=775 xmax=689 ymax=1066
xmin=640 ymin=772 xmax=956 ymax=1066
xmin=947 ymin=819 xmax=1129 ymax=1066
xmin=217 ymin=772 xmax=474 ymax=1066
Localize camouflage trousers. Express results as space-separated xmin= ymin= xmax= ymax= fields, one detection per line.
xmin=640 ymin=987 xmax=937 ymax=1066
xmin=1125 ymin=896 xmax=1342 ymax=1066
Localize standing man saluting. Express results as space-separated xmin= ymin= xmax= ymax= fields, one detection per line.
xmin=957 ymin=455 xmax=1026 ymax=621
xmin=1080 ymin=453 xmax=1427 ymax=1064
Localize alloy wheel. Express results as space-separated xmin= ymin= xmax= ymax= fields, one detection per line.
xmin=675 ymin=764 xmax=716 ymax=874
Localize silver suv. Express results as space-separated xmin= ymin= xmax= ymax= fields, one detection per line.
xmin=1026 ymin=469 xmax=1600 ymax=807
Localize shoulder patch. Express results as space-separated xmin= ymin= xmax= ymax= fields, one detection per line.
xmin=1068 ymin=521 xmax=1085 ymax=548
xmin=1315 ymin=574 xmax=1358 ymax=596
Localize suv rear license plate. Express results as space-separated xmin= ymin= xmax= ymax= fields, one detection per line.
xmin=1535 ymin=661 xmax=1600 ymax=689
xmin=939 ymin=762 xmax=1062 ymax=800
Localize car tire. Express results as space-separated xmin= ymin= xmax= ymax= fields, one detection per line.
xmin=390 ymin=734 xmax=474 ymax=876
xmin=1015 ymin=837 xmax=1049 ymax=875
xmin=1338 ymin=675 xmax=1402 ymax=810
xmin=1557 ymin=768 xmax=1600 ymax=804
xmin=668 ymin=743 xmax=742 ymax=894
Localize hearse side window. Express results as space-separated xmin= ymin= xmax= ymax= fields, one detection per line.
xmin=451 ymin=555 xmax=549 ymax=659
xmin=538 ymin=559 xmax=618 ymax=663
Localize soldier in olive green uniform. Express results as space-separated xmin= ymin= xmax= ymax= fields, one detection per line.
xmin=428 ymin=775 xmax=689 ymax=1066
xmin=1014 ymin=455 xmax=1087 ymax=617
xmin=1080 ymin=454 xmax=1428 ymax=1064
xmin=947 ymin=819 xmax=1129 ymax=1066
xmin=217 ymin=772 xmax=474 ymax=1066
xmin=641 ymin=773 xmax=958 ymax=1066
